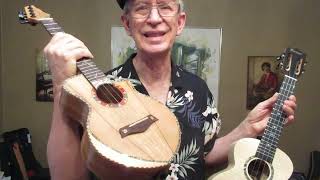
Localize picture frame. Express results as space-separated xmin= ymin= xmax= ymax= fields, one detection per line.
xmin=247 ymin=56 xmax=283 ymax=109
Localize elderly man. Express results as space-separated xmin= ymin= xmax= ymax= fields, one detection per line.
xmin=44 ymin=0 xmax=297 ymax=179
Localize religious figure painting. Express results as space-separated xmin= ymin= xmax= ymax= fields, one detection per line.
xmin=247 ymin=56 xmax=283 ymax=109
xmin=111 ymin=26 xmax=222 ymax=103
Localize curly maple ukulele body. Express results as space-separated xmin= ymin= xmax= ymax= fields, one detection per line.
xmin=61 ymin=75 xmax=180 ymax=179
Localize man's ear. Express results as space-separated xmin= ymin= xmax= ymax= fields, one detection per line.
xmin=176 ymin=12 xmax=186 ymax=36
xmin=121 ymin=15 xmax=132 ymax=36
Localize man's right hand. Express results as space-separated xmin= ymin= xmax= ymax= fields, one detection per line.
xmin=43 ymin=32 xmax=93 ymax=96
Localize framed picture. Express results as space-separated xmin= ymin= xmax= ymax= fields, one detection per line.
xmin=247 ymin=56 xmax=283 ymax=109
xmin=35 ymin=49 xmax=53 ymax=102
xmin=111 ymin=26 xmax=222 ymax=104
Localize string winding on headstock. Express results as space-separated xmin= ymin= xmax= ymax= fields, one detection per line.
xmin=18 ymin=5 xmax=51 ymax=25
xmin=277 ymin=48 xmax=307 ymax=79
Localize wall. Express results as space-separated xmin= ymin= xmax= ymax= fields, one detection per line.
xmin=1 ymin=0 xmax=319 ymax=175
xmin=184 ymin=0 xmax=320 ymax=174
xmin=0 ymin=0 xmax=3 ymax=131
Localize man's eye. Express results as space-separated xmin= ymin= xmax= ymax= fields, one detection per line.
xmin=134 ymin=4 xmax=149 ymax=11
xmin=158 ymin=4 xmax=172 ymax=10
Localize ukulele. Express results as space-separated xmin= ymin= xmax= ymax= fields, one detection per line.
xmin=19 ymin=5 xmax=181 ymax=179
xmin=209 ymin=48 xmax=306 ymax=180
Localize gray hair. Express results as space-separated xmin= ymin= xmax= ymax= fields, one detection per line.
xmin=123 ymin=0 xmax=185 ymax=14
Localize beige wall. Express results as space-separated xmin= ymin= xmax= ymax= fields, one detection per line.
xmin=0 ymin=0 xmax=3 ymax=130
xmin=1 ymin=0 xmax=319 ymax=175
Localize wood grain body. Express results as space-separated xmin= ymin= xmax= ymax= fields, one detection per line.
xmin=208 ymin=138 xmax=293 ymax=180
xmin=60 ymin=75 xmax=181 ymax=179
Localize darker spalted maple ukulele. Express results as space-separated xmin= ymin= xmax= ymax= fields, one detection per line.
xmin=19 ymin=5 xmax=181 ymax=179
xmin=209 ymin=48 xmax=307 ymax=180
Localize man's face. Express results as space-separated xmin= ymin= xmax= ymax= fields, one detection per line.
xmin=121 ymin=0 xmax=186 ymax=55
xmin=262 ymin=65 xmax=271 ymax=73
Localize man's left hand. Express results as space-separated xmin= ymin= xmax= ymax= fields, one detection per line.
xmin=240 ymin=93 xmax=297 ymax=137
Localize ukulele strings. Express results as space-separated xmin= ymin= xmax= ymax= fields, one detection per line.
xmin=73 ymin=50 xmax=174 ymax=160
xmin=88 ymin=76 xmax=161 ymax=159
xmin=251 ymin=76 xmax=295 ymax=179
xmin=81 ymin=72 xmax=175 ymax=160
xmin=128 ymin=86 xmax=176 ymax=154
xmin=98 ymin=81 xmax=175 ymax=158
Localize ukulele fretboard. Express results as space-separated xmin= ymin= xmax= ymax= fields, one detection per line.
xmin=255 ymin=75 xmax=296 ymax=163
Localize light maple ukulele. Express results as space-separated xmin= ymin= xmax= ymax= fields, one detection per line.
xmin=209 ymin=48 xmax=306 ymax=180
xmin=19 ymin=5 xmax=181 ymax=179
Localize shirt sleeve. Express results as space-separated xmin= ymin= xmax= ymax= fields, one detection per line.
xmin=202 ymin=89 xmax=221 ymax=156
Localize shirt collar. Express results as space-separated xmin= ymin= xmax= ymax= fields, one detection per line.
xmin=121 ymin=53 xmax=185 ymax=92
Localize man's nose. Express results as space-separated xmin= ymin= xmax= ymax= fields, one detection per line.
xmin=146 ymin=7 xmax=162 ymax=24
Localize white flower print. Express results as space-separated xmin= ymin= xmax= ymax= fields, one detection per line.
xmin=176 ymin=71 xmax=181 ymax=77
xmin=215 ymin=116 xmax=222 ymax=134
xmin=166 ymin=91 xmax=185 ymax=110
xmin=202 ymin=106 xmax=210 ymax=117
xmin=202 ymin=96 xmax=217 ymax=117
xmin=203 ymin=120 xmax=215 ymax=135
xmin=166 ymin=173 xmax=178 ymax=180
xmin=184 ymin=91 xmax=193 ymax=102
xmin=202 ymin=96 xmax=221 ymax=144
xmin=202 ymin=105 xmax=218 ymax=117
xmin=169 ymin=163 xmax=180 ymax=173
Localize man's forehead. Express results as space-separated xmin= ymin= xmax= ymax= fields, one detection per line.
xmin=128 ymin=0 xmax=176 ymax=4
xmin=117 ymin=0 xmax=178 ymax=9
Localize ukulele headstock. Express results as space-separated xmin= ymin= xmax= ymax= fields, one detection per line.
xmin=18 ymin=5 xmax=51 ymax=25
xmin=277 ymin=48 xmax=307 ymax=79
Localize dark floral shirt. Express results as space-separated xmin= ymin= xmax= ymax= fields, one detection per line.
xmin=105 ymin=54 xmax=221 ymax=180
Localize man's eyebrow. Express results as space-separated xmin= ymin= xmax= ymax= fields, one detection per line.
xmin=133 ymin=0 xmax=150 ymax=4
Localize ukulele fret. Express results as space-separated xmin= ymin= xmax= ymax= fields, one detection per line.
xmin=40 ymin=19 xmax=108 ymax=88
xmin=40 ymin=19 xmax=63 ymax=35
xmin=76 ymin=59 xmax=107 ymax=88
xmin=256 ymin=75 xmax=296 ymax=162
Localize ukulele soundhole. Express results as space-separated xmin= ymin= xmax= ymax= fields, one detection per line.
xmin=245 ymin=157 xmax=273 ymax=180
xmin=96 ymin=83 xmax=124 ymax=104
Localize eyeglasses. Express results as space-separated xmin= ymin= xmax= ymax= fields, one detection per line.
xmin=129 ymin=1 xmax=180 ymax=19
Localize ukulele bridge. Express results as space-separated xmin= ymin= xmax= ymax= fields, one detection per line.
xmin=119 ymin=115 xmax=159 ymax=138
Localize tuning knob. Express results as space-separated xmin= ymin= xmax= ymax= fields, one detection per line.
xmin=18 ymin=11 xmax=28 ymax=24
xmin=279 ymin=62 xmax=284 ymax=69
xmin=277 ymin=53 xmax=285 ymax=61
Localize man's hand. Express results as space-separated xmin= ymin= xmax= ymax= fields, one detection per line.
xmin=43 ymin=32 xmax=93 ymax=96
xmin=240 ymin=93 xmax=297 ymax=137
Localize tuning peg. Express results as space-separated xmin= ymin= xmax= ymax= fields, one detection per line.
xmin=277 ymin=53 xmax=285 ymax=61
xmin=279 ymin=62 xmax=284 ymax=69
xmin=18 ymin=10 xmax=29 ymax=24
xmin=18 ymin=11 xmax=25 ymax=18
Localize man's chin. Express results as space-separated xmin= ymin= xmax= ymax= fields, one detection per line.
xmin=140 ymin=45 xmax=171 ymax=55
